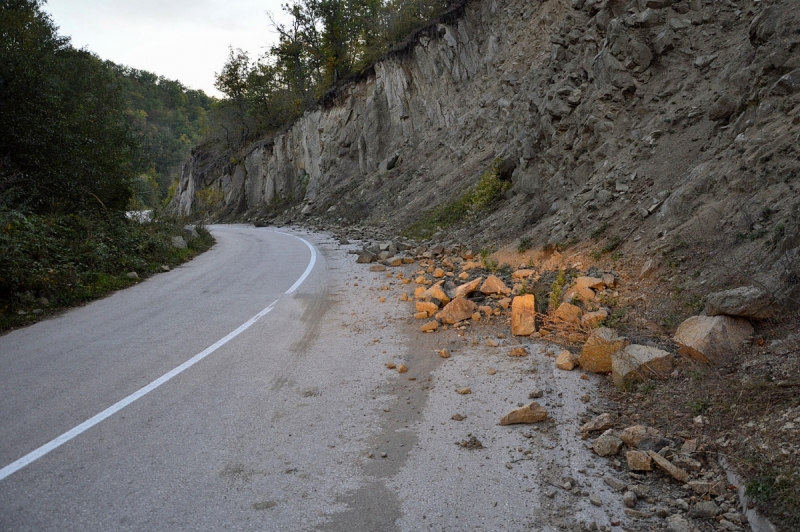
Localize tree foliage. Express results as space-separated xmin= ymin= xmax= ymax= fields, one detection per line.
xmin=208 ymin=0 xmax=452 ymax=149
xmin=0 ymin=0 xmax=139 ymax=213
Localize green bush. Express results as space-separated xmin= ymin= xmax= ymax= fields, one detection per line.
xmin=0 ymin=208 xmax=214 ymax=330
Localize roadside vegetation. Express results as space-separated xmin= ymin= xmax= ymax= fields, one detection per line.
xmin=0 ymin=0 xmax=215 ymax=331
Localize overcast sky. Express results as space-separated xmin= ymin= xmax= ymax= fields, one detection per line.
xmin=45 ymin=0 xmax=289 ymax=97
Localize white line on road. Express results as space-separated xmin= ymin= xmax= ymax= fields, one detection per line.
xmin=0 ymin=231 xmax=317 ymax=482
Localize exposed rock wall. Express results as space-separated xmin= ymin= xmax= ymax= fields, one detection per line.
xmin=173 ymin=0 xmax=800 ymax=303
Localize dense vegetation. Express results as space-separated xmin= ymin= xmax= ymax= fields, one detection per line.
xmin=113 ymin=66 xmax=214 ymax=207
xmin=209 ymin=0 xmax=454 ymax=150
xmin=0 ymin=0 xmax=214 ymax=330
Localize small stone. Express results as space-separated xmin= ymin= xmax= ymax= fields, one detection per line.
xmin=414 ymin=311 xmax=429 ymax=319
xmin=370 ymin=264 xmax=387 ymax=272
xmin=438 ymin=349 xmax=451 ymax=359
xmin=486 ymin=338 xmax=499 ymax=347
xmin=611 ymin=344 xmax=674 ymax=388
xmin=604 ymin=476 xmax=627 ymax=491
xmin=127 ymin=272 xmax=139 ymax=279
xmin=379 ymin=297 xmax=386 ymax=303
xmin=687 ymin=480 xmax=725 ymax=496
xmin=397 ymin=364 xmax=407 ymax=373
xmin=581 ymin=309 xmax=608 ymax=329
xmin=471 ymin=312 xmax=481 ymax=321
xmin=417 ymin=301 xmax=439 ymax=314
xmin=529 ymin=389 xmax=543 ymax=399
xmin=624 ymin=509 xmax=652 ymax=518
xmin=620 ymin=425 xmax=662 ymax=448
xmin=451 ymin=413 xmax=465 ymax=421
xmin=626 ymin=450 xmax=652 ymax=471
xmin=509 ymin=346 xmax=528 ymax=357
xmin=648 ymin=450 xmax=688 ymax=483
xmin=581 ymin=413 xmax=613 ymax=434
xmin=380 ymin=452 xmax=387 ymax=458
xmin=672 ymin=454 xmax=702 ymax=472
xmin=456 ymin=387 xmax=471 ymax=395
xmin=387 ymin=256 xmax=403 ymax=267
xmin=592 ymin=429 xmax=623 ymax=456
xmin=665 ymin=515 xmax=691 ymax=532
xmin=689 ymin=500 xmax=720 ymax=519
xmin=556 ymin=350 xmax=579 ymax=371
xmin=512 ymin=269 xmax=535 ymax=279
xmin=433 ymin=268 xmax=445 ymax=278
xmin=160 ymin=265 xmax=170 ymax=272
xmin=589 ymin=493 xmax=602 ymax=507
xmin=500 ymin=402 xmax=548 ymax=425
xmin=488 ymin=368 xmax=496 ymax=375
xmin=623 ymin=491 xmax=637 ymax=508
xmin=386 ymin=362 xmax=396 ymax=369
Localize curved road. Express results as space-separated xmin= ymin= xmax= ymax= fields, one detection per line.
xmin=0 ymin=225 xmax=618 ymax=531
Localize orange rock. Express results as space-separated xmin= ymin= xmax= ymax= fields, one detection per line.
xmin=556 ymin=350 xmax=578 ymax=370
xmin=500 ymin=402 xmax=547 ymax=425
xmin=436 ymin=297 xmax=477 ymax=324
xmin=455 ymin=277 xmax=483 ymax=298
xmin=379 ymin=296 xmax=386 ymax=302
xmin=438 ymin=349 xmax=450 ymax=358
xmin=552 ymin=302 xmax=583 ymax=325
xmin=421 ymin=282 xmax=451 ymax=304
xmin=480 ymin=275 xmax=511 ymax=295
xmin=498 ymin=297 xmax=511 ymax=310
xmin=471 ymin=312 xmax=481 ymax=321
xmin=413 ymin=311 xmax=429 ymax=319
xmin=400 ymin=292 xmax=408 ymax=301
xmin=433 ymin=268 xmax=445 ymax=278
xmin=415 ymin=276 xmax=428 ymax=284
xmin=462 ymin=260 xmax=482 ymax=271
xmin=579 ymin=327 xmax=629 ymax=373
xmin=509 ymin=346 xmax=528 ymax=357
xmin=397 ymin=363 xmax=407 ymax=373
xmin=385 ymin=362 xmax=396 ymax=369
xmin=511 ymin=295 xmax=536 ymax=336
xmin=581 ymin=309 xmax=608 ymax=329
xmin=416 ymin=301 xmax=439 ymax=314
xmin=458 ymin=272 xmax=469 ymax=280
xmin=479 ymin=305 xmax=493 ymax=315
xmin=421 ymin=321 xmax=439 ymax=332
xmin=512 ymin=269 xmax=535 ymax=279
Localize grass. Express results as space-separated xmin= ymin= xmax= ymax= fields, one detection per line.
xmin=548 ymin=269 xmax=568 ymax=312
xmin=517 ymin=237 xmax=533 ymax=253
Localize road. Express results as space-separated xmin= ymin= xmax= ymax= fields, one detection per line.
xmin=0 ymin=225 xmax=621 ymax=531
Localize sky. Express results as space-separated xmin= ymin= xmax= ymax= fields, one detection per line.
xmin=44 ymin=0 xmax=289 ymax=98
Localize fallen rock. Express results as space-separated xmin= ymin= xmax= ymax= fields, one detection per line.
xmin=456 ymin=387 xmax=471 ymax=395
xmin=648 ymin=451 xmax=688 ymax=483
xmin=480 ymin=275 xmax=511 ymax=295
xmin=356 ymin=251 xmax=376 ymax=263
xmin=370 ymin=264 xmax=387 ymax=272
xmin=508 ymin=346 xmax=528 ymax=357
xmin=511 ymin=294 xmax=536 ymax=336
xmin=704 ymin=285 xmax=775 ymax=320
xmin=499 ymin=402 xmax=547 ymax=425
xmin=665 ymin=515 xmax=691 ymax=532
xmin=438 ymin=349 xmax=451 ymax=358
xmin=551 ymin=302 xmax=583 ymax=325
xmin=626 ymin=450 xmax=652 ymax=471
xmin=593 ymin=429 xmax=623 ymax=457
xmin=512 ymin=269 xmax=535 ymax=279
xmin=556 ymin=349 xmax=579 ymax=370
xmin=385 ymin=362 xmax=396 ymax=369
xmin=689 ymin=500 xmax=720 ymax=519
xmin=416 ymin=301 xmax=439 ymax=315
xmin=421 ymin=321 xmax=439 ymax=332
xmin=620 ymin=425 xmax=662 ymax=448
xmin=455 ymin=277 xmax=483 ymax=298
xmin=673 ymin=315 xmax=753 ymax=365
xmin=581 ymin=309 xmax=608 ymax=329
xmin=397 ymin=364 xmax=407 ymax=373
xmin=611 ymin=344 xmax=674 ymax=387
xmin=413 ymin=311 xmax=428 ymax=319
xmin=421 ymin=282 xmax=451 ymax=305
xmin=171 ymin=236 xmax=187 ymax=249
xmin=436 ymin=297 xmax=477 ymax=324
xmin=581 ymin=413 xmax=613 ymax=433
xmin=580 ymin=327 xmax=630 ymax=373
xmin=126 ymin=272 xmax=139 ymax=279
xmin=687 ymin=480 xmax=725 ymax=496
xmin=623 ymin=490 xmax=637 ymax=508
xmin=433 ymin=268 xmax=445 ymax=278
xmin=451 ymin=413 xmax=465 ymax=421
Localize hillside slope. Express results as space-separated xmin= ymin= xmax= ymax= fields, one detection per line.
xmin=172 ymin=0 xmax=800 ymax=306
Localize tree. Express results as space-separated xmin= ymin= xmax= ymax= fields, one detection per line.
xmin=0 ymin=0 xmax=140 ymax=213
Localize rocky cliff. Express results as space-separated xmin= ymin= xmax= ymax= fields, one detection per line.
xmin=173 ymin=0 xmax=800 ymax=305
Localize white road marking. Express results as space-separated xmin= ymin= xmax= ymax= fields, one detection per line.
xmin=0 ymin=231 xmax=317 ymax=482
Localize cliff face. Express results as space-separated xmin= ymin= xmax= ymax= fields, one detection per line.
xmin=174 ymin=0 xmax=800 ymax=303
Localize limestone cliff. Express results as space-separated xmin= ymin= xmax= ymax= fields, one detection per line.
xmin=173 ymin=0 xmax=800 ymax=304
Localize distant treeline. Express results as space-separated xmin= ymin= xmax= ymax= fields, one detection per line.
xmin=209 ymin=0 xmax=454 ymax=150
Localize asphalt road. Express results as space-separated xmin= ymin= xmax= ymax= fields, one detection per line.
xmin=0 ymin=225 xmax=621 ymax=531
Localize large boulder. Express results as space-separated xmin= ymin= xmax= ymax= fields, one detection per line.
xmin=673 ymin=315 xmax=753 ymax=365
xmin=580 ymin=327 xmax=629 ymax=373
xmin=511 ymin=294 xmax=536 ymax=336
xmin=480 ymin=275 xmax=511 ymax=295
xmin=704 ymin=286 xmax=775 ymax=320
xmin=455 ymin=277 xmax=483 ymax=298
xmin=551 ymin=302 xmax=583 ymax=326
xmin=611 ymin=344 xmax=674 ymax=387
xmin=500 ymin=402 xmax=547 ymax=425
